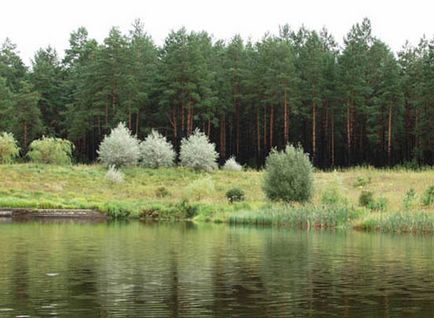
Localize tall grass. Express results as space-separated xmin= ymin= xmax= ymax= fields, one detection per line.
xmin=229 ymin=205 xmax=365 ymax=229
xmin=358 ymin=211 xmax=434 ymax=233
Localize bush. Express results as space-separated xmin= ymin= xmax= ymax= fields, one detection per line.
xmin=155 ymin=186 xmax=170 ymax=198
xmin=353 ymin=175 xmax=372 ymax=188
xmin=321 ymin=186 xmax=347 ymax=206
xmin=359 ymin=190 xmax=388 ymax=211
xmin=105 ymin=165 xmax=124 ymax=184
xmin=422 ymin=185 xmax=434 ymax=207
xmin=98 ymin=122 xmax=140 ymax=168
xmin=27 ymin=136 xmax=74 ymax=165
xmin=0 ymin=132 xmax=20 ymax=163
xmin=176 ymin=199 xmax=198 ymax=219
xmin=368 ymin=197 xmax=388 ymax=211
xmin=180 ymin=129 xmax=218 ymax=171
xmin=403 ymin=188 xmax=417 ymax=209
xmin=262 ymin=145 xmax=313 ymax=203
xmin=184 ymin=177 xmax=215 ymax=201
xmin=223 ymin=156 xmax=242 ymax=171
xmin=140 ymin=130 xmax=175 ymax=168
xmin=359 ymin=191 xmax=374 ymax=207
xmin=226 ymin=187 xmax=245 ymax=203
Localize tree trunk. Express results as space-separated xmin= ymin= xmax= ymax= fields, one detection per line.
xmin=283 ymin=90 xmax=289 ymax=145
xmin=331 ymin=108 xmax=335 ymax=167
xmin=23 ymin=122 xmax=28 ymax=147
xmin=181 ymin=105 xmax=185 ymax=136
xmin=97 ymin=116 xmax=101 ymax=136
xmin=263 ymin=106 xmax=267 ymax=153
xmin=346 ymin=103 xmax=352 ymax=165
xmin=170 ymin=106 xmax=177 ymax=140
xmin=187 ymin=106 xmax=193 ymax=135
xmin=256 ymin=108 xmax=261 ymax=159
xmin=135 ymin=111 xmax=140 ymax=136
xmin=312 ymin=102 xmax=316 ymax=164
xmin=207 ymin=119 xmax=211 ymax=137
xmin=128 ymin=110 xmax=132 ymax=130
xmin=387 ymin=105 xmax=392 ymax=166
xmin=269 ymin=105 xmax=274 ymax=148
xmin=235 ymin=101 xmax=240 ymax=156
xmin=105 ymin=102 xmax=109 ymax=126
xmin=220 ymin=114 xmax=226 ymax=159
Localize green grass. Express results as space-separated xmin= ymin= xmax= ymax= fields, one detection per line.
xmin=356 ymin=211 xmax=434 ymax=233
xmin=0 ymin=163 xmax=433 ymax=232
xmin=228 ymin=205 xmax=366 ymax=229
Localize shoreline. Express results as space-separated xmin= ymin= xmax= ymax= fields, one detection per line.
xmin=1 ymin=206 xmax=433 ymax=235
xmin=0 ymin=207 xmax=107 ymax=219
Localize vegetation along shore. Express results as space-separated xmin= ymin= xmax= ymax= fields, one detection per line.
xmin=1 ymin=163 xmax=433 ymax=233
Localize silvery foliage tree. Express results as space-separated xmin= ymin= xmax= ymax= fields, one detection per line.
xmin=98 ymin=122 xmax=140 ymax=167
xmin=140 ymin=130 xmax=175 ymax=168
xmin=223 ymin=156 xmax=242 ymax=171
xmin=180 ymin=129 xmax=218 ymax=171
xmin=105 ymin=165 xmax=124 ymax=184
xmin=0 ymin=132 xmax=20 ymax=163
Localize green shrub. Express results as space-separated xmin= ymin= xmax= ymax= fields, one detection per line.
xmin=353 ymin=176 xmax=372 ymax=188
xmin=403 ymin=188 xmax=417 ymax=209
xmin=0 ymin=132 xmax=20 ymax=163
xmin=184 ymin=177 xmax=215 ymax=201
xmin=176 ymin=199 xmax=198 ymax=219
xmin=262 ymin=145 xmax=313 ymax=203
xmin=422 ymin=185 xmax=434 ymax=207
xmin=101 ymin=202 xmax=131 ymax=218
xmin=359 ymin=190 xmax=374 ymax=207
xmin=368 ymin=197 xmax=388 ymax=211
xmin=155 ymin=186 xmax=170 ymax=198
xmin=226 ymin=187 xmax=245 ymax=203
xmin=27 ymin=136 xmax=74 ymax=165
xmin=321 ymin=186 xmax=348 ymax=206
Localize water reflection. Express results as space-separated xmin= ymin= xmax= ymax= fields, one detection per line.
xmin=0 ymin=221 xmax=432 ymax=317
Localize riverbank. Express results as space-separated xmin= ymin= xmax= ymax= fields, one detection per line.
xmin=0 ymin=164 xmax=433 ymax=232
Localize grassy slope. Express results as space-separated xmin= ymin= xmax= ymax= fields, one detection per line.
xmin=0 ymin=164 xmax=433 ymax=231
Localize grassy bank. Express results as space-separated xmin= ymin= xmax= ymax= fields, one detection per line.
xmin=0 ymin=164 xmax=433 ymax=232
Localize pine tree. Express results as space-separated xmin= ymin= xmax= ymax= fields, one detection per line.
xmin=30 ymin=47 xmax=65 ymax=136
xmin=12 ymin=81 xmax=42 ymax=148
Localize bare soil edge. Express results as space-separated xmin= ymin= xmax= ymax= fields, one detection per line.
xmin=0 ymin=208 xmax=107 ymax=219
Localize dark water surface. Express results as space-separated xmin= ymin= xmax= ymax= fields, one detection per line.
xmin=0 ymin=219 xmax=433 ymax=317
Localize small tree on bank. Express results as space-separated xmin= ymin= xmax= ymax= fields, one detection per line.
xmin=97 ymin=122 xmax=140 ymax=168
xmin=180 ymin=129 xmax=218 ymax=171
xmin=140 ymin=130 xmax=175 ymax=168
xmin=0 ymin=132 xmax=20 ymax=163
xmin=223 ymin=156 xmax=242 ymax=171
xmin=262 ymin=145 xmax=314 ymax=202
xmin=27 ymin=136 xmax=74 ymax=165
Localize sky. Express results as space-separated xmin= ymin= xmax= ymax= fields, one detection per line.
xmin=1 ymin=0 xmax=433 ymax=64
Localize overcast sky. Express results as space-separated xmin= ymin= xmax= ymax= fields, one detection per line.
xmin=1 ymin=0 xmax=433 ymax=64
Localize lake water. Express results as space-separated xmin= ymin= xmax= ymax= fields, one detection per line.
xmin=0 ymin=219 xmax=433 ymax=317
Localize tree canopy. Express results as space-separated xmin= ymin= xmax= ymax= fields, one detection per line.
xmin=0 ymin=18 xmax=432 ymax=167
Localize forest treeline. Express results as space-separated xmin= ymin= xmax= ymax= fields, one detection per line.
xmin=0 ymin=18 xmax=433 ymax=167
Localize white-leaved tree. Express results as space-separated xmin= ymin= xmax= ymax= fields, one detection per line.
xmin=223 ymin=156 xmax=242 ymax=171
xmin=97 ymin=122 xmax=140 ymax=167
xmin=180 ymin=129 xmax=218 ymax=171
xmin=105 ymin=165 xmax=124 ymax=184
xmin=140 ymin=130 xmax=175 ymax=168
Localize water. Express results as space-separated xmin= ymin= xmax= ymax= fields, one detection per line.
xmin=0 ymin=219 xmax=433 ymax=317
